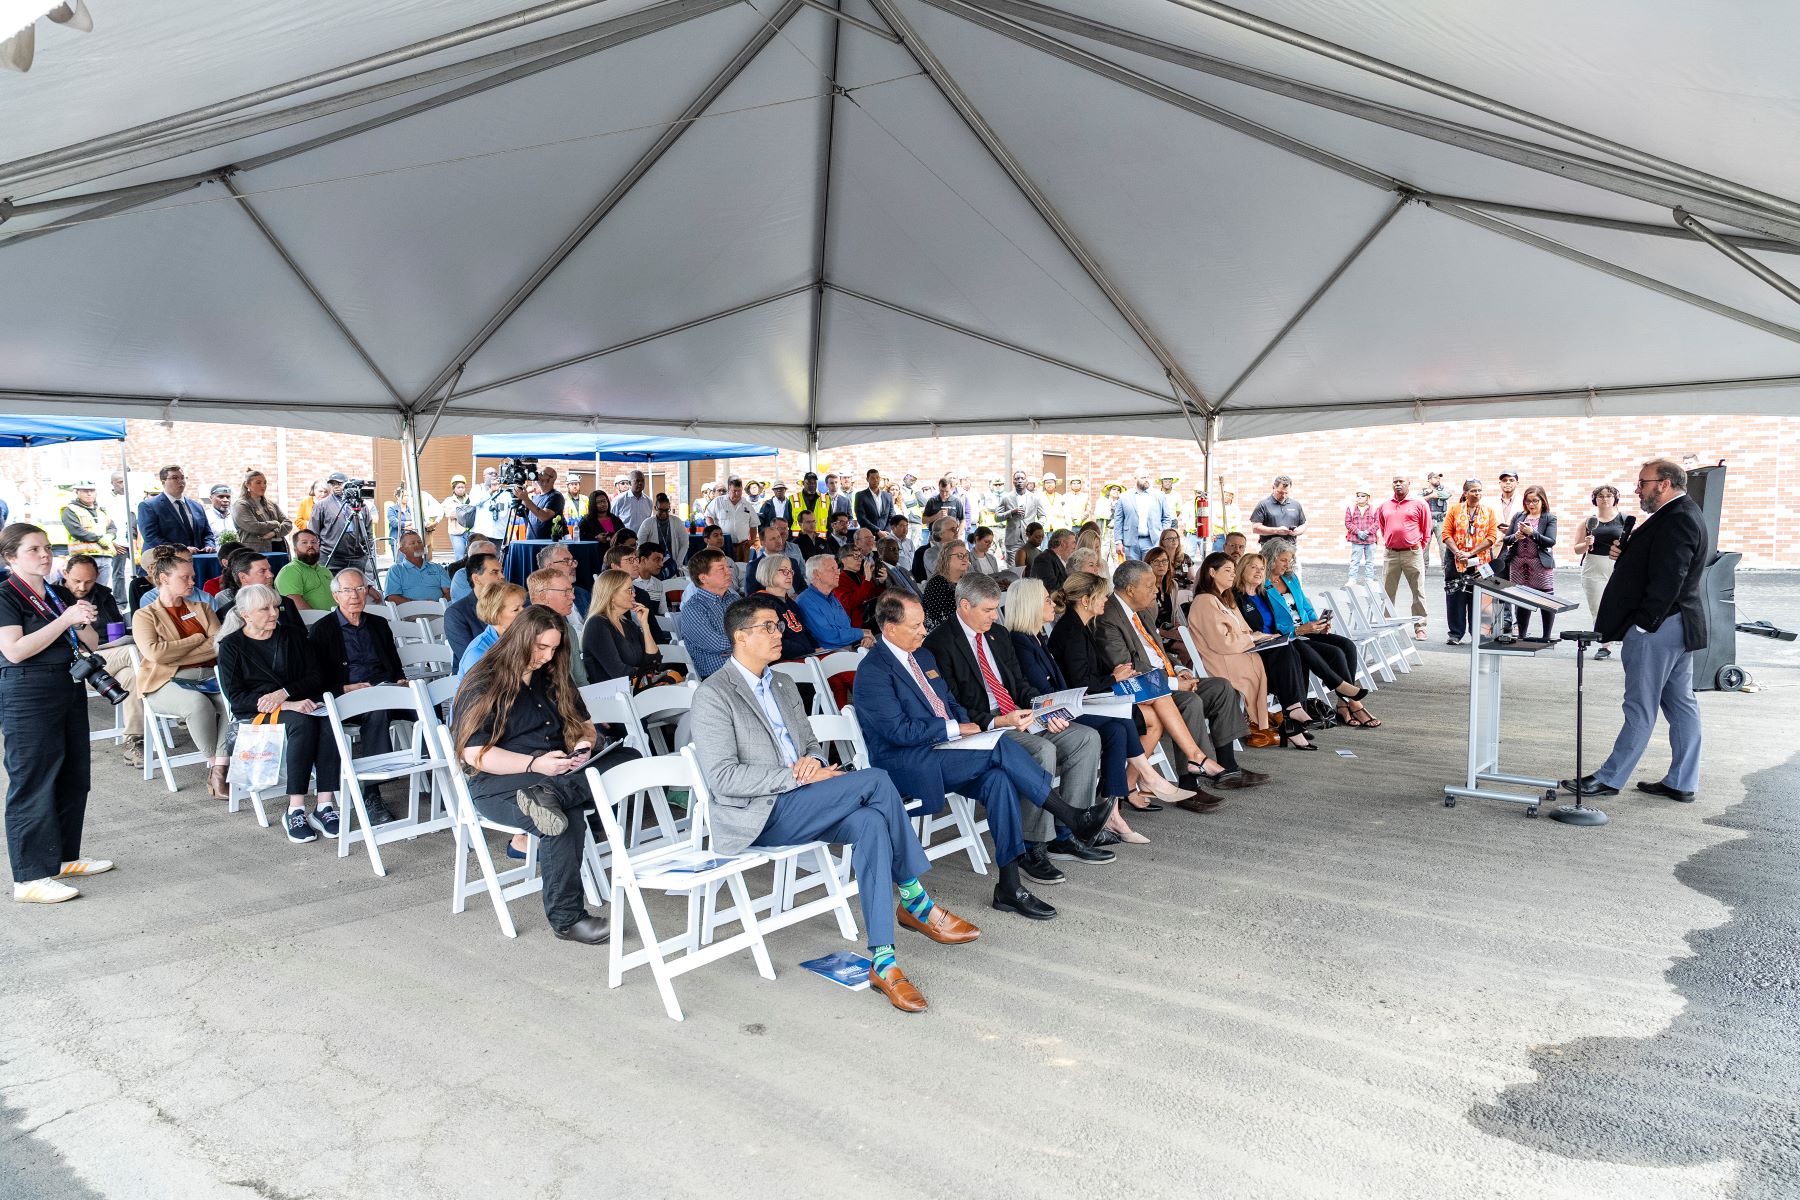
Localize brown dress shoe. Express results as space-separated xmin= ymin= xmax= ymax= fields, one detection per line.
xmin=1213 ymin=769 xmax=1271 ymax=791
xmin=207 ymin=763 xmax=231 ymax=799
xmin=897 ymin=903 xmax=980 ymax=945
xmin=1175 ymin=791 xmax=1227 ymax=814
xmin=1244 ymin=727 xmax=1280 ymax=749
xmin=870 ymin=965 xmax=928 ymax=1013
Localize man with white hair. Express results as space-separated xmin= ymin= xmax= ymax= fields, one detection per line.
xmin=793 ymin=554 xmax=875 ymax=653
xmin=527 ymin=565 xmax=588 ymax=688
xmin=384 ymin=531 xmax=452 ymax=601
xmin=308 ymin=567 xmax=404 ymax=825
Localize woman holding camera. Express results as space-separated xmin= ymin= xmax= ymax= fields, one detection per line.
xmin=134 ymin=551 xmax=233 ymax=798
xmin=0 ymin=523 xmax=111 ymax=903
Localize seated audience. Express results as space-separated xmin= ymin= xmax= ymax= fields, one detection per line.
xmin=582 ymin=569 xmax=679 ymax=690
xmin=1232 ymin=551 xmax=1372 ymax=727
xmin=309 ymin=567 xmax=405 ymax=824
xmin=692 ymin=595 xmax=978 ymax=1013
xmin=749 ymin=519 xmax=807 ymax=579
xmin=794 ymin=554 xmax=874 ymax=652
xmin=604 ymin=541 xmax=668 ymax=644
xmin=921 ymin=538 xmax=969 ymax=632
xmin=457 ymin=582 xmax=527 ymax=677
xmin=1186 ymin=553 xmax=1315 ymax=750
xmin=1014 ymin=522 xmax=1045 ymax=572
xmin=753 ymin=553 xmax=816 ymax=662
xmin=1260 ymin=538 xmax=1379 ymax=728
xmin=452 ymin=606 xmax=640 ymax=944
xmin=1030 ymin=528 xmax=1075 ymax=591
xmin=636 ymin=493 xmax=687 ymax=576
xmin=677 ymin=549 xmax=739 ymax=679
xmin=830 ymin=546 xmax=883 ymax=628
xmin=448 ymin=537 xmax=499 ymax=601
xmin=275 ymin=529 xmax=334 ymax=610
xmin=132 ymin=552 xmax=232 ymax=798
xmin=527 ymin=565 xmax=587 ymax=688
xmin=218 ymin=584 xmax=343 ymax=844
xmin=445 ymin=552 xmax=503 ymax=664
xmin=537 ymin=542 xmax=591 ymax=616
xmin=384 ymin=531 xmax=451 ymax=601
xmin=968 ymin=526 xmax=1004 ymax=576
xmin=632 ymin=542 xmax=670 ymax=612
xmin=877 ymin=536 xmax=920 ymax=597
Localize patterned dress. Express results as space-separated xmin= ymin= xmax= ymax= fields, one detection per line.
xmin=1507 ymin=514 xmax=1555 ymax=593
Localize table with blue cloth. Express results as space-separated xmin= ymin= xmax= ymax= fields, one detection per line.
xmin=193 ymin=550 xmax=289 ymax=588
xmin=502 ymin=540 xmax=603 ymax=591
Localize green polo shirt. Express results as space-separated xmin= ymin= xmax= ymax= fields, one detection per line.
xmin=275 ymin=559 xmax=334 ymax=611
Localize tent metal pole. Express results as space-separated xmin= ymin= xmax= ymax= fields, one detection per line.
xmin=869 ymin=0 xmax=1215 ymax=421
xmin=1674 ymin=208 xmax=1800 ymax=307
xmin=0 ymin=177 xmax=208 ymax=251
xmin=826 ymin=284 xmax=1179 ymax=402
xmin=0 ymin=0 xmax=624 ymax=185
xmin=1426 ymin=200 xmax=1800 ymax=345
xmin=408 ymin=0 xmax=807 ymax=414
xmin=1159 ymin=0 xmax=1800 ymax=225
xmin=805 ymin=5 xmax=845 ymax=464
xmin=1 ymin=172 xmax=211 ymax=220
xmin=1217 ymin=194 xmax=1408 ymax=407
xmin=2 ymin=0 xmax=735 ymax=203
xmin=418 ymin=368 xmax=465 ymax=454
xmin=220 ymin=174 xmax=406 ymax=404
xmin=795 ymin=0 xmax=900 ymax=41
xmin=944 ymin=0 xmax=1800 ymax=247
xmin=456 ymin=284 xmax=815 ymax=399
xmin=1413 ymin=194 xmax=1800 ymax=258
xmin=400 ymin=415 xmax=428 ymax=561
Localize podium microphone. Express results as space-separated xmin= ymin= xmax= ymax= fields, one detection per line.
xmin=1551 ymin=630 xmax=1608 ymax=827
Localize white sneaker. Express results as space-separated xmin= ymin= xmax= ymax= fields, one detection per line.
xmin=14 ymin=878 xmax=80 ymax=904
xmin=58 ymin=859 xmax=114 ymax=878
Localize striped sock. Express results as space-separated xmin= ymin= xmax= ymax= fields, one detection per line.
xmin=871 ymin=944 xmax=898 ymax=981
xmin=898 ymin=877 xmax=933 ymax=921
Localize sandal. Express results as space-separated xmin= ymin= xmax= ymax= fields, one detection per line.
xmin=1345 ymin=703 xmax=1382 ymax=729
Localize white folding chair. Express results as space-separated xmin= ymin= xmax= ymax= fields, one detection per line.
xmin=654 ymin=613 xmax=682 ymax=643
xmin=298 ymin=607 xmax=330 ymax=627
xmin=128 ymin=645 xmax=207 ymax=791
xmin=582 ymin=680 xmax=682 ymax=846
xmin=393 ymin=599 xmax=447 ymax=622
xmin=1324 ymin=588 xmax=1397 ymax=685
xmin=211 ymin=664 xmax=285 ymax=826
xmin=768 ymin=659 xmax=824 ymax=714
xmin=432 ymin=726 xmax=603 ymax=938
xmin=809 ymin=648 xmax=866 ymax=717
xmin=631 ymin=680 xmax=696 ymax=755
xmin=588 ymin=749 xmax=776 ymax=1022
xmin=323 ymin=685 xmax=454 ymax=876
xmin=1351 ymin=581 xmax=1423 ymax=668
xmin=89 ymin=694 xmax=126 ymax=744
xmin=839 ymin=705 xmax=987 ymax=874
xmin=662 ymin=585 xmax=684 ymax=611
xmin=397 ymin=640 xmax=454 ymax=681
xmin=657 ymin=640 xmax=692 ymax=672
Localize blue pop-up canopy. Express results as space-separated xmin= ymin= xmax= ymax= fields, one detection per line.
xmin=472 ymin=433 xmax=777 ymax=463
xmin=0 ymin=416 xmax=127 ymax=447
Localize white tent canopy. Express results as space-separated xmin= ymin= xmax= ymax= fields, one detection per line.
xmin=3 ymin=0 xmax=1800 ymax=455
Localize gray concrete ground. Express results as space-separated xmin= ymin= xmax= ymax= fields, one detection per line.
xmin=2 ymin=567 xmax=1797 ymax=1199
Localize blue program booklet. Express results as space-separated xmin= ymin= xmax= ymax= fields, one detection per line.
xmin=800 ymin=950 xmax=873 ymax=991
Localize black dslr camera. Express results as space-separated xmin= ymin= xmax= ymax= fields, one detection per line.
xmin=70 ymin=647 xmax=128 ymax=706
xmin=499 ymin=457 xmax=539 ymax=488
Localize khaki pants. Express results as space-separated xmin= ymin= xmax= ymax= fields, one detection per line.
xmin=142 ymin=668 xmax=229 ymax=759
xmin=99 ymin=646 xmax=141 ymax=738
xmin=1383 ymin=547 xmax=1426 ymax=626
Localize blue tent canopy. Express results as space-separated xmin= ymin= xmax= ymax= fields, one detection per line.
xmin=471 ymin=434 xmax=776 ymax=463
xmin=0 ymin=416 xmax=127 ymax=447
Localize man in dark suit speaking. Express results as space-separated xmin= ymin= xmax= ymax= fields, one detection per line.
xmin=1563 ymin=458 xmax=1709 ymax=804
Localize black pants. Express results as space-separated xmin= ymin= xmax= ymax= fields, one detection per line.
xmin=347 ymin=710 xmax=392 ymax=800
xmin=1445 ymin=564 xmax=1477 ymax=641
xmin=1 ymin=665 xmax=90 ymax=883
xmin=271 ymin=709 xmax=342 ymax=795
xmin=1261 ymin=644 xmax=1310 ymax=709
xmin=1515 ymin=606 xmax=1557 ymax=640
xmin=471 ymin=746 xmax=640 ymax=930
xmin=1295 ymin=632 xmax=1357 ymax=691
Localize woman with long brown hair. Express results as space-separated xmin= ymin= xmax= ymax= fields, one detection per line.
xmin=453 ymin=606 xmax=638 ymax=944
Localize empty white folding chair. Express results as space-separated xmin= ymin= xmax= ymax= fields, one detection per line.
xmin=432 ymin=726 xmax=602 ymax=938
xmin=1324 ymin=588 xmax=1397 ymax=685
xmin=654 ymin=613 xmax=682 ymax=643
xmin=393 ymin=599 xmax=446 ymax=622
xmin=128 ymin=645 xmax=207 ymax=791
xmin=631 ymin=680 xmax=697 ymax=755
xmin=298 ymin=607 xmax=331 ymax=628
xmin=323 ymin=685 xmax=454 ymax=876
xmin=89 ymin=695 xmax=126 ymax=745
xmin=1351 ymin=580 xmax=1423 ymax=668
xmin=809 ymin=648 xmax=866 ymax=716
xmin=582 ymin=680 xmax=681 ymax=846
xmin=588 ymin=749 xmax=776 ymax=1022
xmin=657 ymin=640 xmax=692 ymax=672
xmin=768 ymin=659 xmax=824 ymax=715
xmin=397 ymin=640 xmax=454 ymax=681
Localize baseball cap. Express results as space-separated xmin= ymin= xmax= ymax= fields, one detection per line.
xmin=69 ymin=479 xmax=96 ymax=490
xmin=1498 ymin=468 xmax=1519 ymax=480
xmin=327 ymin=471 xmax=349 ymax=484
xmin=210 ymin=484 xmax=231 ymax=497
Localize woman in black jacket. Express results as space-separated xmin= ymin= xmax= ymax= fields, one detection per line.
xmin=582 ymin=570 xmax=677 ymax=689
xmin=217 ymin=584 xmax=343 ymax=845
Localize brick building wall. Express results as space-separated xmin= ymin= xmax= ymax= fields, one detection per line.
xmin=0 ymin=414 xmax=1791 ymax=565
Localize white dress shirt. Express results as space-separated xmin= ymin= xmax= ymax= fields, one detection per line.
xmin=708 ymin=495 xmax=757 ymax=542
xmin=883 ymin=640 xmax=960 ymax=741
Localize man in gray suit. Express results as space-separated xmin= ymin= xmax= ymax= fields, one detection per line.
xmin=1096 ymin=561 xmax=1267 ymax=806
xmin=690 ymin=594 xmax=980 ymax=1013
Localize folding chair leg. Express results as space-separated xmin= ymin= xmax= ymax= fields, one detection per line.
xmin=468 ymin=830 xmax=518 ymax=938
xmin=340 ymin=788 xmax=388 ymax=877
xmin=815 ymin=845 xmax=859 ymax=941
xmin=723 ymin=872 xmax=776 ymax=982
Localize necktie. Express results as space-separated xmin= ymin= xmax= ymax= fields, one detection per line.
xmin=972 ymin=633 xmax=1017 ymax=714
xmin=906 ymin=652 xmax=949 ymax=720
xmin=754 ymin=675 xmax=800 ymax=766
xmin=1130 ymin=608 xmax=1176 ymax=676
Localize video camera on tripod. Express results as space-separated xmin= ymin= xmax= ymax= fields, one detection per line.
xmin=338 ymin=478 xmax=374 ymax=512
xmin=499 ymin=457 xmax=539 ymax=489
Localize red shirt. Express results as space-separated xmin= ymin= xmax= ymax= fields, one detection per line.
xmin=832 ymin=572 xmax=881 ymax=629
xmin=1376 ymin=496 xmax=1431 ymax=550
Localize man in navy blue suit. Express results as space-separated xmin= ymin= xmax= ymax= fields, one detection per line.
xmin=854 ymin=591 xmax=1107 ymax=921
xmin=136 ymin=464 xmax=215 ymax=553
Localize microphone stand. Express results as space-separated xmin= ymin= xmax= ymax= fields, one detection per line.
xmin=1551 ymin=630 xmax=1609 ymax=826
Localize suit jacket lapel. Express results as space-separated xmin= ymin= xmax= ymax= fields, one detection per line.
xmin=725 ymin=663 xmax=782 ymax=752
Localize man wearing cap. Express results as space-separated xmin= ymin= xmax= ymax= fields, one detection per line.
xmin=995 ymin=470 xmax=1045 ymax=554
xmin=613 ymin=469 xmax=653 ymax=531
xmin=1157 ymin=475 xmax=1185 ymax=543
xmin=706 ymin=476 xmax=758 ymax=559
xmin=60 ymin=481 xmax=116 ymax=559
xmin=758 ymin=480 xmax=790 ymax=532
xmin=1111 ymin=473 xmax=1166 ymax=562
xmin=1039 ymin=473 xmax=1072 ymax=531
xmin=138 ymin=464 xmax=215 ymax=554
xmin=853 ymin=466 xmax=894 ymax=533
xmin=310 ymin=471 xmax=376 ymax=577
xmin=792 ymin=471 xmax=831 ymax=537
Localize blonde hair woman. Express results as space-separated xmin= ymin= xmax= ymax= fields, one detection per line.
xmin=582 ymin=569 xmax=677 ymax=689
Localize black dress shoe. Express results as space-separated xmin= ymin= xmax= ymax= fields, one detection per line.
xmin=1046 ymin=837 xmax=1115 ymax=864
xmin=992 ymin=884 xmax=1058 ymax=921
xmin=1068 ymin=804 xmax=1111 ymax=844
xmin=553 ymin=915 xmax=610 ymax=944
xmin=1559 ymin=774 xmax=1619 ymax=798
xmin=1019 ymin=845 xmax=1065 ymax=885
xmin=1090 ymin=829 xmax=1122 ymax=848
xmin=1637 ymin=780 xmax=1697 ymax=803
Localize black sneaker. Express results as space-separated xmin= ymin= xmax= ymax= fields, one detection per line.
xmin=308 ymin=806 xmax=341 ymax=838
xmin=1046 ymin=837 xmax=1116 ymax=864
xmin=286 ymin=808 xmax=319 ymax=844
xmin=1018 ymin=845 xmax=1065 ymax=886
xmin=363 ymin=796 xmax=397 ymax=826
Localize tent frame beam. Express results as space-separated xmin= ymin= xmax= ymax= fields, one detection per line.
xmin=826 ymin=283 xmax=1182 ymax=403
xmin=796 ymin=0 xmax=900 ymax=42
xmin=1412 ymin=194 xmax=1800 ymax=258
xmin=1674 ymin=207 xmax=1800 ymax=307
xmin=1218 ymin=193 xmax=1408 ymax=406
xmin=805 ymin=2 xmax=847 ymax=464
xmin=869 ymin=0 xmax=1215 ymax=420
xmin=948 ymin=0 xmax=1800 ymax=247
xmin=219 ymin=174 xmax=407 ymax=404
xmin=411 ymin=0 xmax=807 ymax=415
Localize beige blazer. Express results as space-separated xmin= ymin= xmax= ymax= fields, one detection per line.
xmin=132 ymin=598 xmax=221 ymax=694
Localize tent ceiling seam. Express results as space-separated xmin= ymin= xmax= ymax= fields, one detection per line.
xmin=805 ymin=1 xmax=847 ymax=451
xmin=1220 ymin=371 xmax=1800 ymax=418
xmin=868 ymin=0 xmax=1214 ymax=420
xmin=412 ymin=0 xmax=808 ymax=416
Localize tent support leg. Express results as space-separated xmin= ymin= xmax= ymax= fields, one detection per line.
xmin=1675 ymin=208 xmax=1800 ymax=307
xmin=401 ymin=416 xmax=427 ymax=560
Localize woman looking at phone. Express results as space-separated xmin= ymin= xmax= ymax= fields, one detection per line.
xmin=452 ymin=606 xmax=640 ymax=944
xmin=1261 ymin=538 xmax=1380 ymax=728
